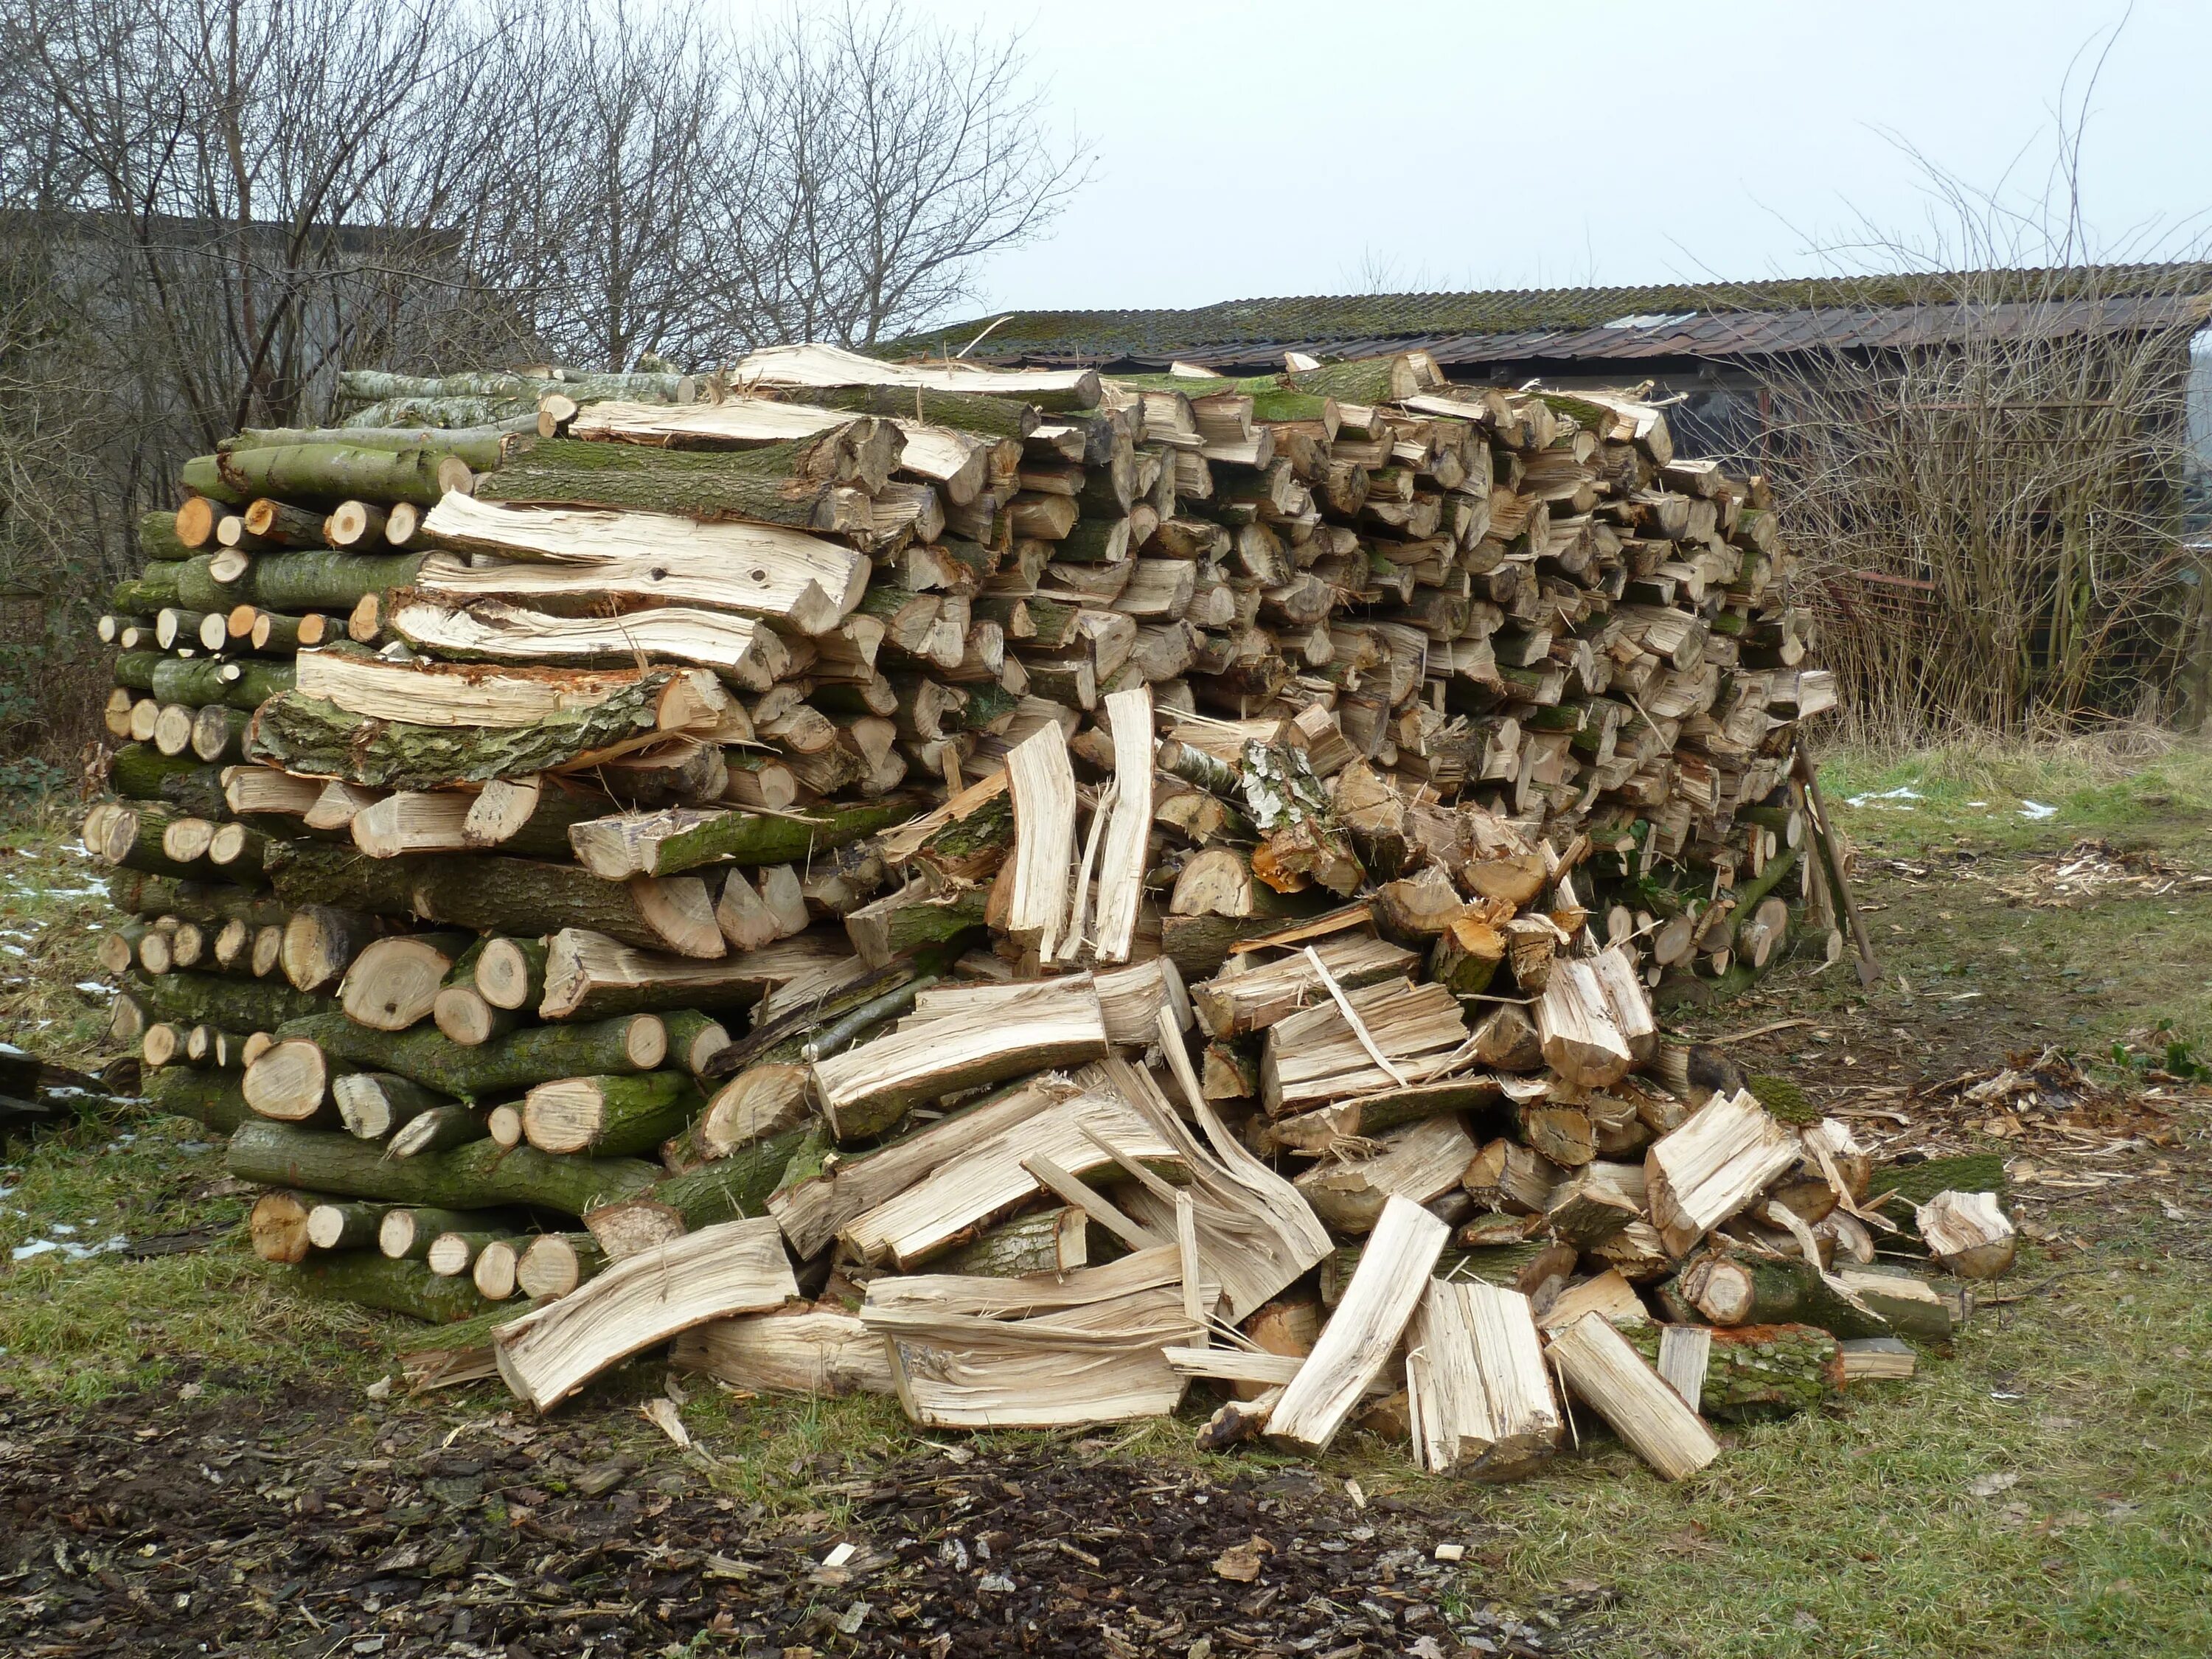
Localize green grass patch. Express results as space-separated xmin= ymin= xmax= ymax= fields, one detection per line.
xmin=1820 ymin=732 xmax=2212 ymax=860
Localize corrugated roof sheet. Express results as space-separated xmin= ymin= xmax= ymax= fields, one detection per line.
xmin=882 ymin=264 xmax=2212 ymax=369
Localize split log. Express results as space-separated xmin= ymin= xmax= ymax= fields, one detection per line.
xmin=1265 ymin=1194 xmax=1447 ymax=1455
xmin=492 ymin=1217 xmax=799 ymax=1411
xmin=387 ymin=596 xmax=787 ymax=690
xmin=809 ymin=977 xmax=1108 ymax=1141
xmin=420 ymin=493 xmax=868 ymax=633
xmin=1914 ymin=1190 xmax=2016 ymax=1279
xmin=1544 ymin=1310 xmax=1719 ymax=1480
xmin=1646 ymin=1088 xmax=1801 ymax=1256
xmin=1405 ymin=1279 xmax=1560 ymax=1479
xmin=669 ymin=1304 xmax=899 ymax=1397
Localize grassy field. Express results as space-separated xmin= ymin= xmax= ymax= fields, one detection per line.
xmin=2 ymin=740 xmax=2208 ymax=1655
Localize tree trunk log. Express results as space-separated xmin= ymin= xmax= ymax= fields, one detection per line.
xmin=479 ymin=435 xmax=875 ymax=535
xmin=287 ymin=1252 xmax=495 ymax=1324
xmin=251 ymin=1010 xmax=666 ymax=1104
xmin=213 ymin=443 xmax=466 ymax=507
xmin=229 ymin=1121 xmax=658 ymax=1217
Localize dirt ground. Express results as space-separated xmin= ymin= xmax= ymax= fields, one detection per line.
xmin=2 ymin=801 xmax=2209 ymax=1658
xmin=0 ymin=1383 xmax=1598 ymax=1658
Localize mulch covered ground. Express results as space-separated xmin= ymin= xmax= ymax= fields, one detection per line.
xmin=0 ymin=1384 xmax=1585 ymax=1658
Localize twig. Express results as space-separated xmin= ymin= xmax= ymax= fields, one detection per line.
xmin=1704 ymin=1017 xmax=1815 ymax=1046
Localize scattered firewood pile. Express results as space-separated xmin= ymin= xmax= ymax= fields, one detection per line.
xmin=88 ymin=342 xmax=2006 ymax=1479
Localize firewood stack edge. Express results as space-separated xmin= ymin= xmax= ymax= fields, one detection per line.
xmin=86 ymin=343 xmax=2009 ymax=1478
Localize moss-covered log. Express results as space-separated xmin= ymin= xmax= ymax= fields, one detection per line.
xmin=1666 ymin=1253 xmax=1896 ymax=1340
xmin=229 ymin=1120 xmax=659 ymax=1217
xmin=108 ymin=872 xmax=290 ymax=931
xmin=263 ymin=1010 xmax=665 ymax=1102
xmin=176 ymin=550 xmax=424 ymax=615
xmin=148 ymin=656 xmax=297 ymax=712
xmin=1865 ymin=1153 xmax=2007 ymax=1208
xmin=522 ymin=1071 xmax=703 ymax=1158
xmin=286 ymin=1251 xmax=498 ymax=1324
xmin=114 ymin=563 xmax=186 ymax=613
xmin=582 ymin=1124 xmax=815 ymax=1250
xmin=145 ymin=1065 xmax=253 ymax=1132
xmin=1622 ymin=1322 xmax=1843 ymax=1419
xmin=567 ymin=798 xmax=926 ymax=880
xmin=478 ymin=437 xmax=866 ymax=533
xmin=109 ymin=745 xmax=216 ymax=806
xmin=263 ymin=838 xmax=711 ymax=956
xmin=232 ymin=425 xmax=513 ymax=470
xmin=246 ymin=686 xmax=678 ymax=787
xmin=790 ymin=384 xmax=1038 ymax=440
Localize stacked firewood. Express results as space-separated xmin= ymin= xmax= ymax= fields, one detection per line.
xmin=83 ymin=341 xmax=2004 ymax=1478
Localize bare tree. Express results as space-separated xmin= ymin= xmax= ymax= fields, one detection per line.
xmin=709 ymin=1 xmax=1091 ymax=352
xmin=481 ymin=0 xmax=732 ymax=370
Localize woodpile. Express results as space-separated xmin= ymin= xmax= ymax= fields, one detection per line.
xmin=90 ymin=341 xmax=1999 ymax=1480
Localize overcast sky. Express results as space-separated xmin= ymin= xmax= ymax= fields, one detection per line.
xmin=908 ymin=0 xmax=2211 ymax=321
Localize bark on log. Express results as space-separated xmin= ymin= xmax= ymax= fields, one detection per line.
xmin=477 ymin=435 xmax=877 ymax=535
xmin=247 ymin=683 xmax=692 ymax=788
xmin=214 ymin=443 xmax=466 ymax=507
xmin=264 ymin=839 xmax=726 ymax=956
xmin=288 ymin=1252 xmax=496 ymax=1324
xmin=250 ymin=1011 xmax=666 ymax=1104
xmin=567 ymin=798 xmax=925 ymax=880
xmin=229 ymin=1121 xmax=658 ymax=1217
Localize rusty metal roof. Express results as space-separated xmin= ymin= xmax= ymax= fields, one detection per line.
xmin=883 ymin=265 xmax=2212 ymax=371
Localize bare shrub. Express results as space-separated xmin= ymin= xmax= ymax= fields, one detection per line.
xmin=1739 ymin=49 xmax=2210 ymax=745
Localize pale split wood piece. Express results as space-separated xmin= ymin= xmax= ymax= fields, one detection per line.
xmin=1091 ymin=686 xmax=1155 ymax=964
xmin=1265 ymin=1194 xmax=1447 ymax=1455
xmin=858 ymin=1246 xmax=1206 ymax=1430
xmin=1656 ymin=1324 xmax=1713 ymax=1413
xmin=1544 ymin=1310 xmax=1720 ymax=1481
xmin=1645 ymin=1088 xmax=1803 ymax=1257
xmin=1004 ymin=721 xmax=1078 ymax=961
xmin=1405 ymin=1279 xmax=1561 ymax=1479
xmin=669 ymin=1304 xmax=899 ymax=1398
xmin=493 ymin=1217 xmax=797 ymax=1412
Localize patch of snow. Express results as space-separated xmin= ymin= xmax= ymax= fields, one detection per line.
xmin=11 ymin=1239 xmax=57 ymax=1261
xmin=74 ymin=981 xmax=114 ymax=996
xmin=1845 ymin=785 xmax=1924 ymax=809
xmin=2019 ymin=800 xmax=2059 ymax=821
